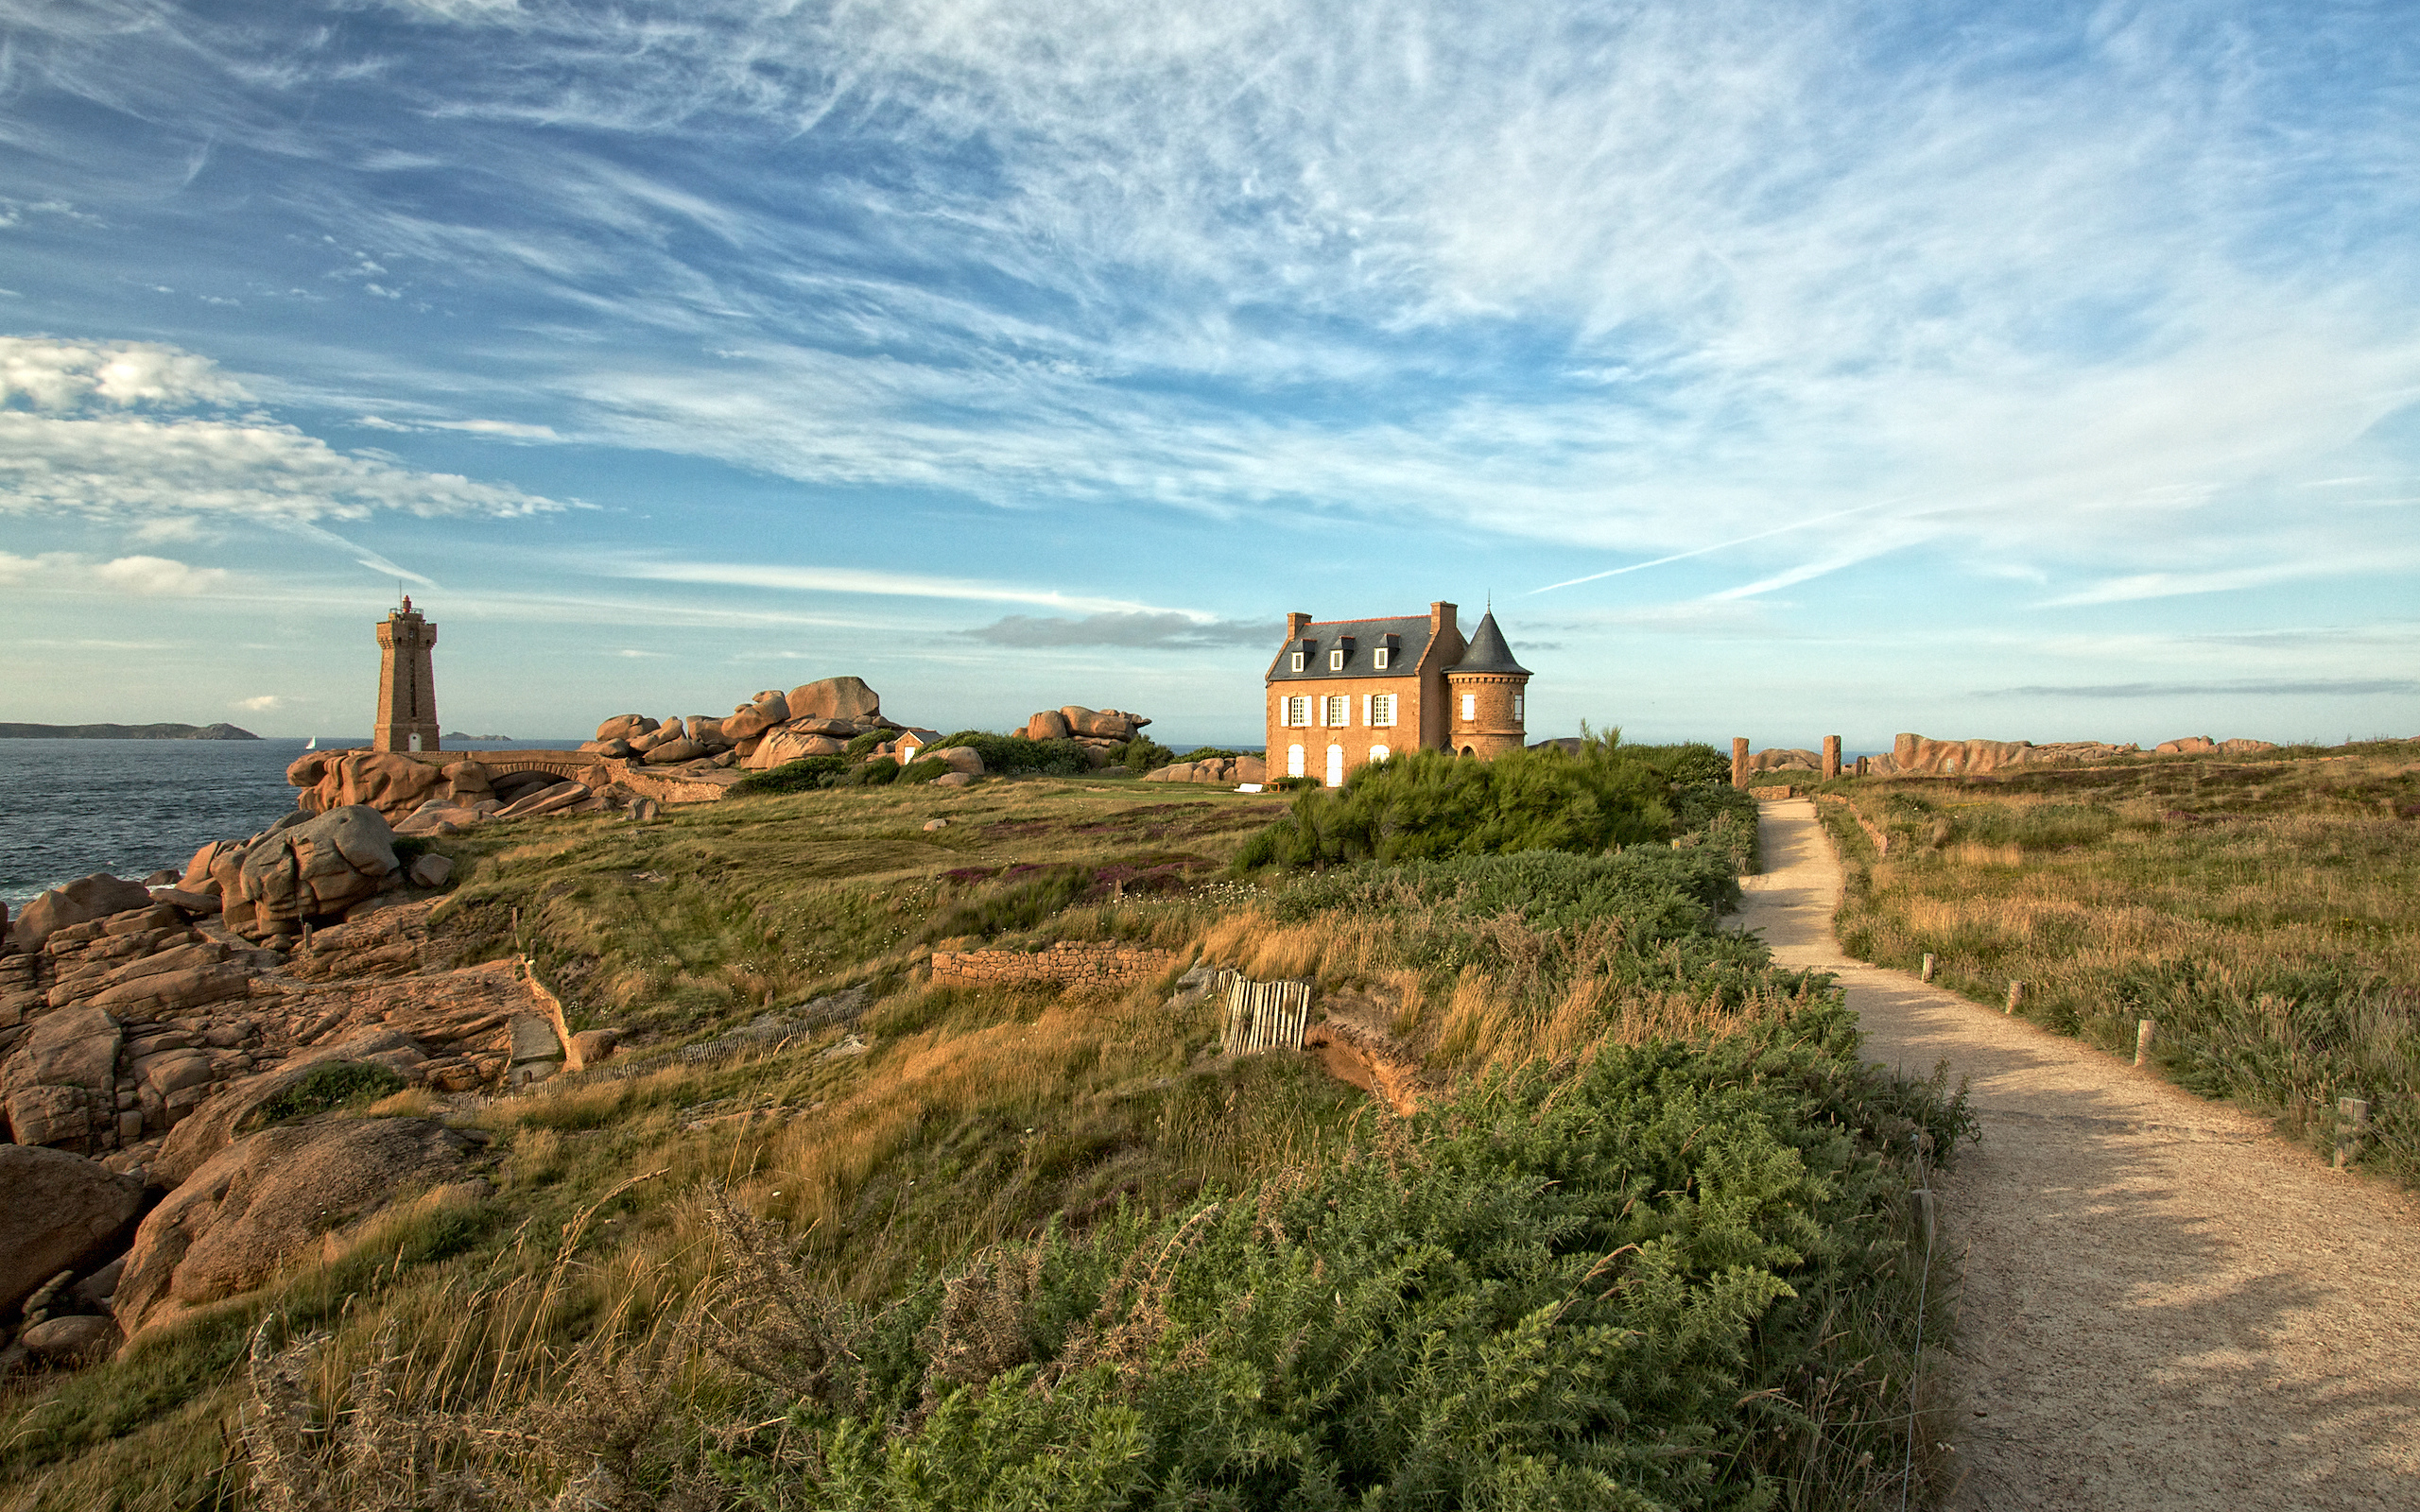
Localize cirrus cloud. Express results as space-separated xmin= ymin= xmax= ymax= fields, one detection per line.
xmin=0 ymin=335 xmax=566 ymax=525
xmin=0 ymin=549 xmax=233 ymax=594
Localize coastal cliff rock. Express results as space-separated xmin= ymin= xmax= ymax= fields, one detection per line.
xmin=721 ymin=691 xmax=788 ymax=740
xmin=0 ymin=1144 xmax=145 ymax=1317
xmin=788 ymin=676 xmax=882 ymax=723
xmin=1863 ymin=733 xmax=2144 ymax=778
xmin=222 ymin=806 xmax=400 ymax=939
xmin=113 ymin=1116 xmax=476 ymax=1336
xmin=2 ymin=1006 xmax=124 ymax=1153
xmin=288 ymin=749 xmax=447 ymax=819
xmin=9 ymin=874 xmax=153 ymax=954
xmin=1141 ymin=754 xmax=1265 ymax=785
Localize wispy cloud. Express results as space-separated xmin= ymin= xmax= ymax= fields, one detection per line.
xmin=610 ymin=560 xmax=1187 ymax=615
xmin=963 ymin=611 xmax=1275 ymax=649
xmin=1986 ymin=679 xmax=2420 ymax=699
xmin=0 ymin=549 xmax=233 ymax=595
xmin=0 ymin=337 xmax=567 ymax=525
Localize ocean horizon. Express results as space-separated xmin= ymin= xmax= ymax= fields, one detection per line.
xmin=0 ymin=735 xmax=1268 ymax=909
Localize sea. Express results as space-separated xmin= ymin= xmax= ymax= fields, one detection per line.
xmin=0 ymin=738 xmax=579 ymax=911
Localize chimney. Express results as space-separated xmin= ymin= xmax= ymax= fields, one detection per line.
xmin=1430 ymin=600 xmax=1457 ymax=639
xmin=1285 ymin=611 xmax=1312 ymax=641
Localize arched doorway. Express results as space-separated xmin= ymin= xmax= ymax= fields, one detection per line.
xmin=1326 ymin=745 xmax=1344 ymax=786
xmin=1288 ymin=744 xmax=1305 ymax=778
xmin=1369 ymin=745 xmax=1391 ymax=765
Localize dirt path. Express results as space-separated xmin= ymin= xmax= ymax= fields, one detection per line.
xmin=1735 ymin=799 xmax=2420 ymax=1511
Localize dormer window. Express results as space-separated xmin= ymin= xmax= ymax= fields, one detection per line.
xmin=1289 ymin=650 xmax=1305 ymax=672
xmin=1373 ymin=646 xmax=1390 ymax=670
xmin=1329 ymin=649 xmax=1345 ymax=671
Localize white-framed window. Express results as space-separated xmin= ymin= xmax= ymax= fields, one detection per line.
xmin=1328 ymin=648 xmax=1345 ymax=671
xmin=1283 ymin=696 xmax=1309 ymax=726
xmin=1289 ymin=650 xmax=1305 ymax=673
xmin=1461 ymin=693 xmax=1477 ymax=720
xmin=1512 ymin=693 xmax=1524 ymax=721
xmin=1288 ymin=743 xmax=1305 ymax=777
xmin=1374 ymin=646 xmax=1390 ymax=670
xmin=1323 ymin=695 xmax=1351 ymax=727
xmin=1369 ymin=744 xmax=1392 ymax=764
xmin=1369 ymin=693 xmax=1396 ymax=728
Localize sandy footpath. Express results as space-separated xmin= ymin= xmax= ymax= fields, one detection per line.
xmin=1733 ymin=799 xmax=2420 ymax=1511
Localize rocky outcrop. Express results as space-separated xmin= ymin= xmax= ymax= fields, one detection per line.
xmin=18 ymin=1314 xmax=123 ymax=1366
xmin=3 ymin=1006 xmax=124 ymax=1153
xmin=0 ymin=1145 xmax=145 ymax=1316
xmin=220 ymin=805 xmax=400 ymax=939
xmin=788 ymin=676 xmax=883 ymax=723
xmin=287 ymin=749 xmax=449 ymax=819
xmin=721 ymin=692 xmax=788 ymax=741
xmin=114 ymin=1116 xmax=477 ymax=1335
xmin=1865 ymin=733 xmax=2143 ymax=778
xmin=2156 ymin=735 xmax=2280 ymax=757
xmin=1024 ymin=706 xmax=1150 ymax=742
xmin=1141 ymin=754 xmax=1266 ymax=785
xmin=9 ymin=873 xmax=153 ymax=954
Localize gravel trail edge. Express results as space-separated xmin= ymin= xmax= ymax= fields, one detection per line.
xmin=1733 ymin=797 xmax=2420 ymax=1511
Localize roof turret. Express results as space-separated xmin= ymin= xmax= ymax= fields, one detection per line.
xmin=1448 ymin=610 xmax=1530 ymax=676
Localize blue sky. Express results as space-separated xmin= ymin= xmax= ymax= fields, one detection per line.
xmin=1 ymin=0 xmax=2414 ymax=748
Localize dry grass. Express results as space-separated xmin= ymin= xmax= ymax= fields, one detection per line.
xmin=1821 ymin=747 xmax=2420 ymax=1181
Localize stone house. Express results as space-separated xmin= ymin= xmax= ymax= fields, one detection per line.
xmin=1263 ymin=601 xmax=1532 ymax=786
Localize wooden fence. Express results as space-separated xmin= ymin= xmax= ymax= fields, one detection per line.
xmin=1221 ymin=975 xmax=1313 ymax=1056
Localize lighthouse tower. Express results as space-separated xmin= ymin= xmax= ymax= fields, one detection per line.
xmin=373 ymin=596 xmax=441 ymax=753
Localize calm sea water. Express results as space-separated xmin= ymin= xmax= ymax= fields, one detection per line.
xmin=0 ymin=738 xmax=579 ymax=909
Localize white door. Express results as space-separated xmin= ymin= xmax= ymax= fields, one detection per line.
xmin=1288 ymin=743 xmax=1305 ymax=777
xmin=1369 ymin=745 xmax=1391 ymax=765
xmin=1326 ymin=744 xmax=1344 ymax=786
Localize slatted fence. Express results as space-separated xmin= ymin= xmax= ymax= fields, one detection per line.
xmin=1221 ymin=975 xmax=1313 ymax=1056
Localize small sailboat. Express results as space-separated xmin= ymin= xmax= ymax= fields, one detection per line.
xmin=303 ymin=736 xmax=318 ymax=750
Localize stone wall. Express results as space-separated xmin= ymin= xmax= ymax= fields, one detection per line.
xmin=928 ymin=941 xmax=1177 ymax=991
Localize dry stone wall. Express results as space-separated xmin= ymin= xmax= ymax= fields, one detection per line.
xmin=929 ymin=941 xmax=1177 ymax=991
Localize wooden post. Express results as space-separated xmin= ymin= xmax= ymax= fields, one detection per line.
xmin=2135 ymin=1018 xmax=2155 ymax=1067
xmin=2337 ymin=1096 xmax=2372 ymax=1169
xmin=2004 ymin=980 xmax=2025 ymax=1014
xmin=1731 ymin=737 xmax=1750 ymax=789
xmin=1822 ymin=735 xmax=1842 ymax=781
xmin=1920 ymin=953 xmax=1936 ymax=983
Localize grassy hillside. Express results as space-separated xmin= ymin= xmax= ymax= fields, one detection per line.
xmin=1805 ymin=742 xmax=2420 ymax=1184
xmin=2 ymin=763 xmax=1971 ymax=1512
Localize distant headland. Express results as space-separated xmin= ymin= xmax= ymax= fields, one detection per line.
xmin=0 ymin=721 xmax=259 ymax=740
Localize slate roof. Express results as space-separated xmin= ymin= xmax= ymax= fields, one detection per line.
xmin=1449 ymin=611 xmax=1530 ymax=676
xmin=1264 ymin=614 xmax=1433 ymax=682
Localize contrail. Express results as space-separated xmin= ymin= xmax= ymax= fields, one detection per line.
xmin=1530 ymin=500 xmax=1899 ymax=593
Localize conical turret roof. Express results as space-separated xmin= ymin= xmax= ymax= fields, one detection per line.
xmin=1450 ymin=610 xmax=1530 ymax=676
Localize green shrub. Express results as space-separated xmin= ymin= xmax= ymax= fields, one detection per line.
xmin=1238 ymin=744 xmax=1676 ymax=868
xmin=730 ymin=755 xmax=852 ymax=796
xmin=855 ymin=756 xmax=901 ymax=786
xmin=236 ymin=1062 xmax=408 ymax=1133
xmin=1109 ymin=737 xmax=1176 ymax=774
xmin=844 ymin=730 xmax=889 ymax=758
xmin=931 ymin=730 xmax=1096 ymax=778
xmin=713 ymin=1002 xmax=1972 ymax=1510
xmin=897 ymin=756 xmax=949 ymax=785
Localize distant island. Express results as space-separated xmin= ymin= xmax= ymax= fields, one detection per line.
xmin=0 ymin=721 xmax=260 ymax=740
xmin=444 ymin=731 xmax=514 ymax=741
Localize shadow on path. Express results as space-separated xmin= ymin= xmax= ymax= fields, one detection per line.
xmin=1733 ymin=799 xmax=2420 ymax=1511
